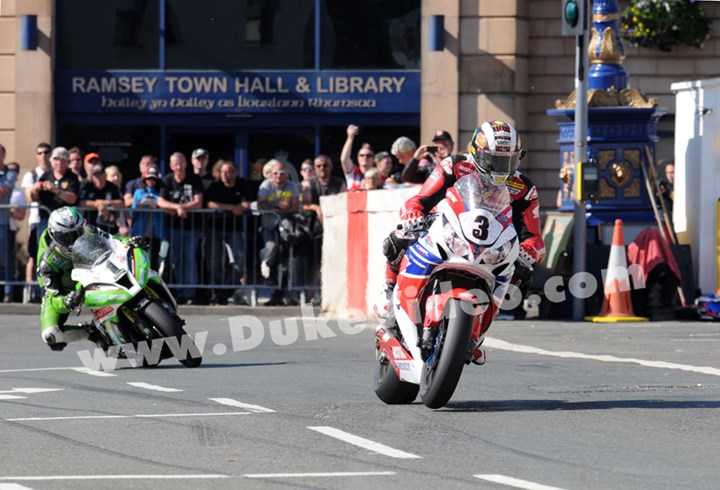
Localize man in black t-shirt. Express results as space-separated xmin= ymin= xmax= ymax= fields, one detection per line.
xmin=157 ymin=152 xmax=204 ymax=304
xmin=30 ymin=147 xmax=80 ymax=231
xmin=78 ymin=162 xmax=124 ymax=234
xmin=302 ymin=155 xmax=346 ymax=305
xmin=205 ymin=161 xmax=250 ymax=304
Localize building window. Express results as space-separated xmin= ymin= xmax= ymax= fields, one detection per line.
xmin=57 ymin=0 xmax=161 ymax=69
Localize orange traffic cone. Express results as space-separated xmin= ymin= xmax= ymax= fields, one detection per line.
xmin=586 ymin=219 xmax=648 ymax=322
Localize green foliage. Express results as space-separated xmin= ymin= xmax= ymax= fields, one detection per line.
xmin=621 ymin=0 xmax=711 ymax=52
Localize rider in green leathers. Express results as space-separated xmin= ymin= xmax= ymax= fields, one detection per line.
xmin=38 ymin=206 xmax=148 ymax=350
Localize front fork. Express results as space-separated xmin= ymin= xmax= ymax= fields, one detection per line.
xmin=420 ymin=289 xmax=486 ymax=362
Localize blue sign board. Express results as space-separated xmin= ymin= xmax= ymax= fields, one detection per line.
xmin=56 ymin=70 xmax=420 ymax=115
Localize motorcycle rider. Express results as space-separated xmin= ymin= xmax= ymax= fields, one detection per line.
xmin=376 ymin=120 xmax=545 ymax=362
xmin=38 ymin=206 xmax=149 ymax=350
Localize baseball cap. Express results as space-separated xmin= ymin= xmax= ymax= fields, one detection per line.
xmin=144 ymin=165 xmax=160 ymax=179
xmin=50 ymin=147 xmax=69 ymax=160
xmin=84 ymin=152 xmax=101 ymax=164
xmin=91 ymin=163 xmax=104 ymax=175
xmin=432 ymin=130 xmax=453 ymax=142
xmin=192 ymin=148 xmax=209 ymax=159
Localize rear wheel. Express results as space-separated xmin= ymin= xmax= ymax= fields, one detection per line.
xmin=419 ymin=299 xmax=473 ymax=409
xmin=143 ymin=301 xmax=202 ymax=368
xmin=374 ymin=358 xmax=419 ymax=404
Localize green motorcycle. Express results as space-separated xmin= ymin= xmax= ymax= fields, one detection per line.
xmin=70 ymin=230 xmax=202 ymax=368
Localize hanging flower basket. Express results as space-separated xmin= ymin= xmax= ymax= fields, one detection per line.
xmin=621 ymin=0 xmax=712 ymax=52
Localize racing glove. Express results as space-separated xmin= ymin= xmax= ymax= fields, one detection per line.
xmin=64 ymin=287 xmax=85 ymax=311
xmin=400 ymin=209 xmax=426 ymax=234
xmin=128 ymin=235 xmax=150 ymax=250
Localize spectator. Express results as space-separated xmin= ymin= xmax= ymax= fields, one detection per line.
xmin=402 ymin=130 xmax=455 ymax=184
xmin=78 ymin=162 xmax=124 ymax=235
xmin=299 ymin=158 xmax=315 ymax=203
xmin=205 ymin=160 xmax=251 ymax=304
xmin=257 ymin=161 xmax=300 ymax=306
xmin=83 ymin=152 xmax=101 ymax=179
xmin=21 ymin=142 xmax=52 ymax=303
xmin=68 ymin=147 xmax=85 ymax=180
xmin=0 ymin=145 xmax=18 ymax=302
xmin=5 ymin=162 xmax=26 ymax=302
xmin=340 ymin=124 xmax=375 ymax=191
xmin=105 ymin=164 xmax=129 ymax=236
xmin=248 ymin=157 xmax=267 ymax=201
xmin=390 ymin=136 xmax=416 ymax=183
xmin=131 ymin=164 xmax=166 ymax=270
xmin=303 ymin=154 xmax=346 ymax=306
xmin=124 ymin=154 xmax=156 ymax=207
xmin=362 ymin=167 xmax=384 ymax=190
xmin=303 ymin=155 xmax=346 ymax=221
xmin=211 ymin=159 xmax=225 ymax=182
xmin=191 ymin=148 xmax=215 ymax=190
xmin=262 ymin=160 xmax=277 ymax=181
xmin=30 ymin=146 xmax=80 ymax=227
xmin=658 ymin=159 xmax=674 ymax=215
xmin=375 ymin=151 xmax=393 ymax=184
xmin=158 ymin=152 xmax=203 ymax=305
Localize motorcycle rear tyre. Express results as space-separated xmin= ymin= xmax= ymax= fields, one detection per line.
xmin=374 ymin=359 xmax=419 ymax=404
xmin=420 ymin=299 xmax=473 ymax=409
xmin=143 ymin=302 xmax=202 ymax=368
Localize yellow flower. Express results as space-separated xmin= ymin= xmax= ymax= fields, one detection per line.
xmin=633 ymin=16 xmax=638 ymax=22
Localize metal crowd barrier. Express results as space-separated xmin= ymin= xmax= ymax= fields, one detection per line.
xmin=0 ymin=203 xmax=321 ymax=306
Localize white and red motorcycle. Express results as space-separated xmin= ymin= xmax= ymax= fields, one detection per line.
xmin=374 ymin=173 xmax=519 ymax=408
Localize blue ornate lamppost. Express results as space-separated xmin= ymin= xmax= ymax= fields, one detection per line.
xmin=548 ymin=0 xmax=664 ymax=227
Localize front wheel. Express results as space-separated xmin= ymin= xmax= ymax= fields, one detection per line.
xmin=143 ymin=302 xmax=202 ymax=368
xmin=419 ymin=299 xmax=474 ymax=409
xmin=374 ymin=359 xmax=419 ymax=404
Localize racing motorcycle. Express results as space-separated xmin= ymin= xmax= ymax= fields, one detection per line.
xmin=70 ymin=230 xmax=202 ymax=368
xmin=374 ymin=173 xmax=519 ymax=408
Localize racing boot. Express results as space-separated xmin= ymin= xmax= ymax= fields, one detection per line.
xmin=470 ymin=336 xmax=486 ymax=366
xmin=373 ymin=282 xmax=395 ymax=320
xmin=42 ymin=326 xmax=67 ymax=351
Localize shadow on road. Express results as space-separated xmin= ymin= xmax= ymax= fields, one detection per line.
xmin=442 ymin=399 xmax=720 ymax=412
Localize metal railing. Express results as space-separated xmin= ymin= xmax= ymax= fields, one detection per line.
xmin=0 ymin=204 xmax=322 ymax=306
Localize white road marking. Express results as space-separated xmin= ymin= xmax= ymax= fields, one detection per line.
xmin=0 ymin=475 xmax=228 ymax=481
xmin=6 ymin=412 xmax=248 ymax=422
xmin=0 ymin=388 xmax=64 ymax=395
xmin=0 ymin=395 xmax=26 ymax=401
xmin=475 ymin=474 xmax=567 ymax=490
xmin=71 ymin=367 xmax=117 ymax=377
xmin=209 ymin=398 xmax=275 ymax=413
xmin=244 ymin=471 xmax=396 ymax=478
xmin=127 ymin=382 xmax=183 ymax=392
xmin=486 ymin=338 xmax=720 ymax=377
xmin=0 ymin=483 xmax=36 ymax=489
xmin=0 ymin=367 xmax=117 ymax=377
xmin=308 ymin=426 xmax=421 ymax=459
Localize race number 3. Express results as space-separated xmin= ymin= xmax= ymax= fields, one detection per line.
xmin=472 ymin=215 xmax=489 ymax=241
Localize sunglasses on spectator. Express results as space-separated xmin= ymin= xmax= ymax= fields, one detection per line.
xmin=301 ymin=167 xmax=314 ymax=172
xmin=37 ymin=150 xmax=50 ymax=155
xmin=359 ymin=153 xmax=374 ymax=157
xmin=315 ymin=163 xmax=329 ymax=169
xmin=272 ymin=171 xmax=288 ymax=175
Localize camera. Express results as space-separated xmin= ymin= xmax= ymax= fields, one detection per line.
xmin=427 ymin=146 xmax=438 ymax=154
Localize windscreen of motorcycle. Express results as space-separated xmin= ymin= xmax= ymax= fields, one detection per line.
xmin=72 ymin=230 xmax=113 ymax=269
xmin=451 ymin=173 xmax=512 ymax=246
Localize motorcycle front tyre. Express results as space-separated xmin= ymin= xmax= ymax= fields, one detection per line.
xmin=143 ymin=301 xmax=203 ymax=368
xmin=419 ymin=298 xmax=474 ymax=409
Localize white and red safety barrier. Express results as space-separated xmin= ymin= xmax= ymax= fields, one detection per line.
xmin=321 ymin=188 xmax=418 ymax=317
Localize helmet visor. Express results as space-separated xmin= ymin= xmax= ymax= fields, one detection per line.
xmin=54 ymin=227 xmax=84 ymax=248
xmin=475 ymin=151 xmax=520 ymax=177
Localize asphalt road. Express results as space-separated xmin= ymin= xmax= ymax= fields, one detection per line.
xmin=0 ymin=308 xmax=719 ymax=490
